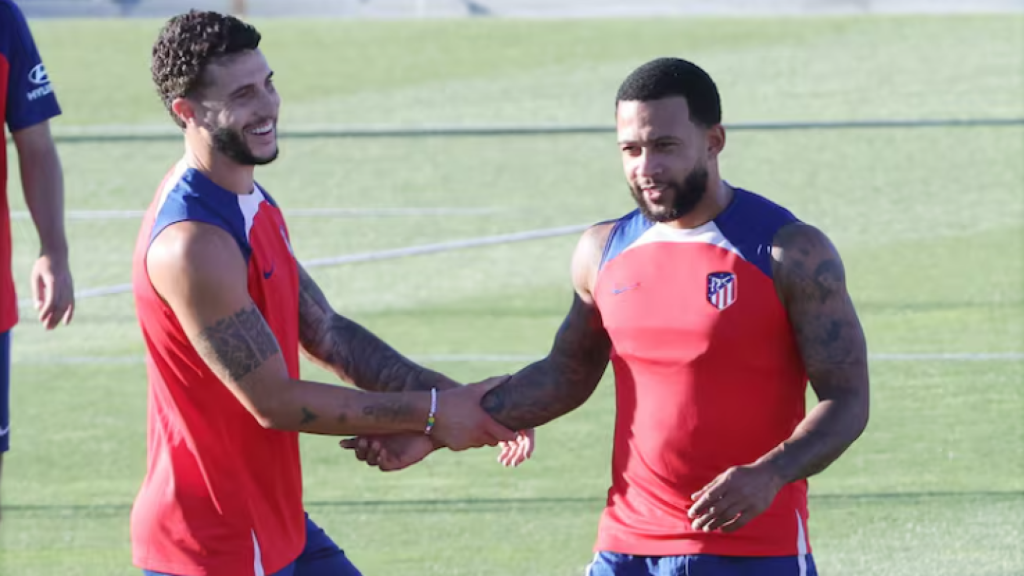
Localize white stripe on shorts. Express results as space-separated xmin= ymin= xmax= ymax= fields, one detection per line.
xmin=796 ymin=510 xmax=809 ymax=576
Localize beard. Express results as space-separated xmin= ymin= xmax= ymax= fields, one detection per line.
xmin=211 ymin=124 xmax=278 ymax=166
xmin=630 ymin=164 xmax=710 ymax=223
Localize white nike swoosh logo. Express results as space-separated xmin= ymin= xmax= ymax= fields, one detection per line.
xmin=0 ymin=425 xmax=9 ymax=437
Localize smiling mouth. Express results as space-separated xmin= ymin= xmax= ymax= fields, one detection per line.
xmin=641 ymin=185 xmax=668 ymax=201
xmin=246 ymin=120 xmax=275 ymax=136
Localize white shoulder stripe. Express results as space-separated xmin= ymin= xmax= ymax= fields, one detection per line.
xmin=238 ymin=187 xmax=267 ymax=242
xmin=623 ymin=221 xmax=745 ymax=260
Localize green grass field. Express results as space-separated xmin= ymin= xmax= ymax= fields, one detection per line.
xmin=1 ymin=14 xmax=1022 ymax=576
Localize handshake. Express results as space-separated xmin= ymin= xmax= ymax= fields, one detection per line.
xmin=339 ymin=375 xmax=535 ymax=472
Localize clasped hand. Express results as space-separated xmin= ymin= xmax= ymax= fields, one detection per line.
xmin=339 ymin=376 xmax=535 ymax=471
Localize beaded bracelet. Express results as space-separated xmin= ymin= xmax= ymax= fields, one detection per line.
xmin=424 ymin=387 xmax=438 ymax=435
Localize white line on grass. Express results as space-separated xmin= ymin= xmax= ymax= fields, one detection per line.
xmin=870 ymin=352 xmax=1024 ymax=361
xmin=10 ymin=206 xmax=501 ymax=221
xmin=16 ymin=222 xmax=591 ymax=310
xmin=300 ymin=223 xmax=589 ymax=268
xmin=17 ymin=352 xmax=1023 ymax=366
xmin=15 ymin=117 xmax=1024 ymax=144
xmin=13 ymin=219 xmax=1021 ymax=367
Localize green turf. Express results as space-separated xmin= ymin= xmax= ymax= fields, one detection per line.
xmin=26 ymin=16 xmax=1024 ymax=127
xmin=1 ymin=14 xmax=1023 ymax=576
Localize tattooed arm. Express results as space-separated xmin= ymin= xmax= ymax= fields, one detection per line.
xmin=479 ymin=224 xmax=613 ymax=430
xmin=688 ymin=222 xmax=869 ymax=533
xmin=296 ymin=265 xmax=457 ymax=393
xmin=757 ymin=222 xmax=870 ymax=482
xmin=146 ymin=221 xmax=512 ymax=448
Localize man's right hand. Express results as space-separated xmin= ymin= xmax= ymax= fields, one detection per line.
xmin=432 ymin=377 xmax=516 ymax=451
xmin=340 ymin=434 xmax=440 ymax=472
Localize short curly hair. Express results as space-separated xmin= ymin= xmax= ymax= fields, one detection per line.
xmin=151 ymin=10 xmax=261 ymax=128
xmin=616 ymin=58 xmax=721 ymax=128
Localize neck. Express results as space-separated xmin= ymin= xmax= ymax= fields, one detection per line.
xmin=183 ymin=138 xmax=255 ymax=196
xmin=663 ymin=175 xmax=732 ymax=230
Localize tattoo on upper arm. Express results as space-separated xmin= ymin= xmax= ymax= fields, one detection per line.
xmin=194 ymin=305 xmax=280 ymax=382
xmin=810 ymin=260 xmax=843 ymax=304
xmin=481 ymin=294 xmax=611 ymax=430
xmin=759 ymin=225 xmax=871 ymax=483
xmin=773 ymin=224 xmax=868 ymax=389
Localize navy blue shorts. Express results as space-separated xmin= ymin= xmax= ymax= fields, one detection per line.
xmin=143 ymin=514 xmax=361 ymax=576
xmin=586 ymin=551 xmax=818 ymax=576
xmin=0 ymin=330 xmax=11 ymax=453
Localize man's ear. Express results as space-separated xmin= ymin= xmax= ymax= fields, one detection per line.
xmin=706 ymin=124 xmax=726 ymax=160
xmin=171 ymin=97 xmax=198 ymax=128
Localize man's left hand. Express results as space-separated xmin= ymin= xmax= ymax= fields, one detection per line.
xmin=497 ymin=428 xmax=535 ymax=467
xmin=31 ymin=253 xmax=74 ymax=330
xmin=688 ymin=462 xmax=785 ymax=533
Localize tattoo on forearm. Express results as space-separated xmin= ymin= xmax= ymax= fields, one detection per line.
xmin=361 ymin=399 xmax=414 ymax=423
xmin=481 ymin=295 xmax=611 ymax=430
xmin=195 ymin=305 xmax=280 ymax=382
xmin=300 ymin=407 xmax=318 ymax=425
xmin=297 ymin=267 xmax=449 ymax=392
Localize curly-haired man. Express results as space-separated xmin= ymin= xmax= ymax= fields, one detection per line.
xmin=130 ymin=10 xmax=523 ymax=576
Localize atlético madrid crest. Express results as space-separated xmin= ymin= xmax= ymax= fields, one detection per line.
xmin=707 ymin=272 xmax=737 ymax=311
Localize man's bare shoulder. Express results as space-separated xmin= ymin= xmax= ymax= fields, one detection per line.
xmin=770 ymin=222 xmax=843 ymax=281
xmin=147 ymin=221 xmax=247 ymax=297
xmin=579 ymin=221 xmax=616 ymax=258
xmin=772 ymin=221 xmax=835 ymax=254
xmin=572 ymin=221 xmax=617 ymax=303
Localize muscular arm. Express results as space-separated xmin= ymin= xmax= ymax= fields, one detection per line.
xmin=480 ymin=225 xmax=613 ymax=430
xmin=758 ymin=223 xmax=870 ymax=483
xmin=296 ymin=265 xmax=458 ymax=392
xmin=148 ymin=221 xmax=432 ymax=435
xmin=480 ymin=295 xmax=611 ymax=430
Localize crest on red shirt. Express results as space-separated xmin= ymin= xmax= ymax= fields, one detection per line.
xmin=707 ymin=272 xmax=737 ymax=311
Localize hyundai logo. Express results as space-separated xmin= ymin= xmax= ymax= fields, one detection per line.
xmin=28 ymin=63 xmax=49 ymax=85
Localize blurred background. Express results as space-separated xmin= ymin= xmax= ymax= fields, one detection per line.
xmin=1 ymin=1 xmax=1022 ymax=575
xmin=13 ymin=0 xmax=1024 ymax=17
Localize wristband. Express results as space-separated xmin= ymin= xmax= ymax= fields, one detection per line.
xmin=424 ymin=387 xmax=437 ymax=435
